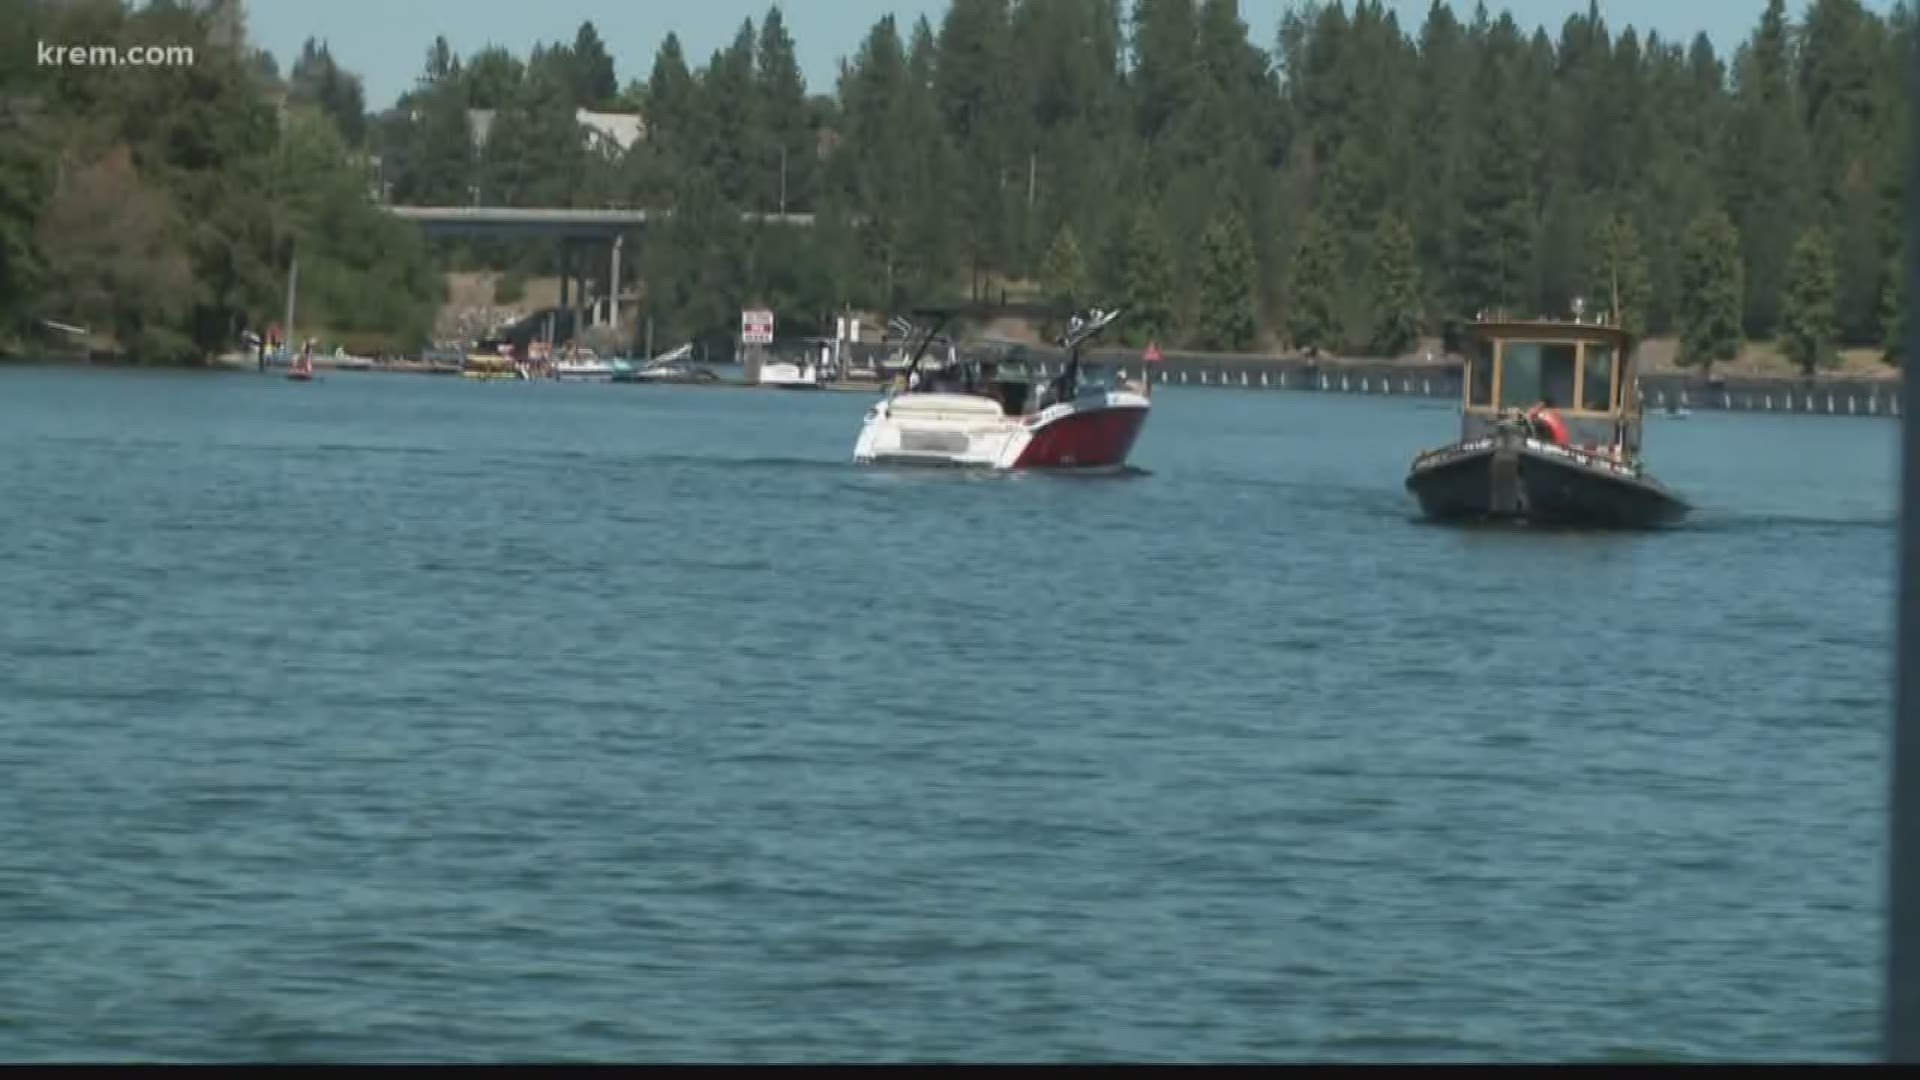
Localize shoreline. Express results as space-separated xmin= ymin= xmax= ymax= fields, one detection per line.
xmin=4 ymin=351 xmax=1903 ymax=419
xmin=7 ymin=341 xmax=1900 ymax=386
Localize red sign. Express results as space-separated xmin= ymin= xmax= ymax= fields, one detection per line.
xmin=1143 ymin=341 xmax=1163 ymax=363
xmin=741 ymin=308 xmax=774 ymax=345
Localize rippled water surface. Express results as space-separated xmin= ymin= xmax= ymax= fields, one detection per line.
xmin=0 ymin=365 xmax=1897 ymax=1061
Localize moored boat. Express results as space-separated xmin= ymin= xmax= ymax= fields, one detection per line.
xmin=552 ymin=348 xmax=616 ymax=382
xmin=852 ymin=304 xmax=1150 ymax=471
xmin=612 ymin=342 xmax=718 ymax=384
xmin=756 ymin=354 xmax=821 ymax=389
xmin=461 ymin=350 xmax=519 ymax=380
xmin=1405 ymin=306 xmax=1689 ymax=528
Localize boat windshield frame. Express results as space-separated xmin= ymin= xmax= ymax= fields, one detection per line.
xmin=885 ymin=303 xmax=1125 ymax=403
xmin=1459 ymin=317 xmax=1638 ymax=422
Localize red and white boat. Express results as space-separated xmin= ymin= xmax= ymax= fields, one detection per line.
xmin=852 ymin=306 xmax=1149 ymax=471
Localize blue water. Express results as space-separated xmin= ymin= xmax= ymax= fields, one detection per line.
xmin=0 ymin=366 xmax=1897 ymax=1061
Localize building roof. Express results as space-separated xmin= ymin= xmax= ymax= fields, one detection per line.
xmin=577 ymin=109 xmax=645 ymax=151
xmin=460 ymin=107 xmax=644 ymax=154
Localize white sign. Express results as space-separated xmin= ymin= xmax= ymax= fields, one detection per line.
xmin=741 ymin=308 xmax=774 ymax=345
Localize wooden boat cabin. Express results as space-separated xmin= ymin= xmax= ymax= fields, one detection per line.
xmin=1458 ymin=311 xmax=1644 ymax=461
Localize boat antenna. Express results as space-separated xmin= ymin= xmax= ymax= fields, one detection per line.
xmin=1054 ymin=306 xmax=1121 ymax=398
xmin=904 ymin=310 xmax=952 ymax=375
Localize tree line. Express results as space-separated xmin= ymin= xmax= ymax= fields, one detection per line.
xmin=0 ymin=0 xmax=1911 ymax=371
xmin=0 ymin=0 xmax=442 ymax=362
xmin=371 ymin=0 xmax=1913 ymax=372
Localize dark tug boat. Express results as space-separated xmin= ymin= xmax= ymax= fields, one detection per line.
xmin=1405 ymin=308 xmax=1690 ymax=529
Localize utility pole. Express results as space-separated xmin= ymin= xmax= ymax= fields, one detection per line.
xmin=282 ymin=248 xmax=298 ymax=370
xmin=609 ymin=234 xmax=623 ymax=334
xmin=779 ymin=145 xmax=788 ymax=216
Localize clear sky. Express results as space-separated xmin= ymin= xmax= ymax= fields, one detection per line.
xmin=245 ymin=0 xmax=1893 ymax=112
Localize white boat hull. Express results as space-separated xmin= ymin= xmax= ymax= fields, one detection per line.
xmin=852 ymin=390 xmax=1149 ymax=470
xmin=758 ymin=361 xmax=820 ymax=389
xmin=553 ymin=364 xmax=615 ymax=382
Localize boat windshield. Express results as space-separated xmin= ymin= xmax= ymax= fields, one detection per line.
xmin=1582 ymin=343 xmax=1616 ymax=412
xmin=1468 ymin=337 xmax=1495 ymax=407
xmin=1075 ymin=359 xmax=1116 ymax=392
xmin=995 ymin=359 xmax=1034 ymax=383
xmin=1497 ymin=341 xmax=1577 ymax=410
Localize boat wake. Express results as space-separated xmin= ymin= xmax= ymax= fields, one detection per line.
xmin=1673 ymin=509 xmax=1895 ymax=533
xmin=1021 ymin=463 xmax=1154 ymax=481
xmin=853 ymin=461 xmax=1154 ymax=483
xmin=1423 ymin=506 xmax=1897 ymax=534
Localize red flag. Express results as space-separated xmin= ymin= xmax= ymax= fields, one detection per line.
xmin=1143 ymin=341 xmax=1163 ymax=363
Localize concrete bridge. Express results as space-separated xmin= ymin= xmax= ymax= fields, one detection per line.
xmin=380 ymin=205 xmax=822 ymax=337
xmin=382 ymin=205 xmax=818 ymax=239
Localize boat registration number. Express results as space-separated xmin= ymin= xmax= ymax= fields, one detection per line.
xmin=901 ymin=430 xmax=970 ymax=454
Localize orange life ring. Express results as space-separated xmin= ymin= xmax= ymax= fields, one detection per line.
xmin=1526 ymin=405 xmax=1570 ymax=446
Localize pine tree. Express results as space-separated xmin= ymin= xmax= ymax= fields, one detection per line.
xmin=1038 ymin=223 xmax=1088 ymax=312
xmin=0 ymin=99 xmax=51 ymax=341
xmin=424 ymin=35 xmax=460 ymax=85
xmin=1368 ymin=213 xmax=1422 ymax=357
xmin=699 ymin=24 xmax=759 ymax=208
xmin=1131 ymin=0 xmax=1200 ymax=155
xmin=1586 ymin=212 xmax=1651 ymax=340
xmin=898 ymin=17 xmax=956 ymax=306
xmin=1457 ymin=110 xmax=1533 ymax=311
xmin=1677 ymin=211 xmax=1744 ymax=373
xmin=1531 ymin=184 xmax=1589 ymax=318
xmin=570 ymin=22 xmax=617 ymax=110
xmin=1282 ymin=211 xmax=1341 ymax=353
xmin=1882 ymin=251 xmax=1905 ymax=366
xmin=1194 ymin=209 xmax=1257 ymax=351
xmin=1406 ymin=1 xmax=1473 ymax=318
xmin=1119 ymin=206 xmax=1177 ymax=346
xmin=393 ymin=50 xmax=474 ymax=206
xmin=1723 ymin=0 xmax=1810 ymax=337
xmin=934 ymin=0 xmax=1016 ymax=292
xmin=461 ymin=47 xmax=526 ymax=111
xmin=646 ymin=168 xmax=747 ymax=348
xmin=834 ymin=15 xmax=914 ymax=306
xmin=288 ymin=39 xmax=366 ymax=147
xmin=1781 ymin=226 xmax=1839 ymax=376
xmin=644 ymin=35 xmax=696 ymax=166
xmin=755 ymin=7 xmax=813 ymax=214
xmin=482 ymin=59 xmax=582 ymax=208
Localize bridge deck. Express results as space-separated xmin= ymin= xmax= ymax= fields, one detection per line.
xmin=382 ymin=205 xmax=817 ymax=237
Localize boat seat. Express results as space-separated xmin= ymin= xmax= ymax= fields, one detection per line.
xmin=888 ymin=393 xmax=1005 ymax=420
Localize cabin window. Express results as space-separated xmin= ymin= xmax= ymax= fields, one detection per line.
xmin=1582 ymin=344 xmax=1615 ymax=412
xmin=1497 ymin=342 xmax=1576 ymax=410
xmin=1468 ymin=338 xmax=1495 ymax=406
xmin=1540 ymin=343 xmax=1577 ymax=410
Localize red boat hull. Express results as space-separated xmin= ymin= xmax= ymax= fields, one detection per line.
xmin=1012 ymin=400 xmax=1149 ymax=469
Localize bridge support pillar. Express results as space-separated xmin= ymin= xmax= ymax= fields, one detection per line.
xmin=609 ymin=234 xmax=623 ymax=332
